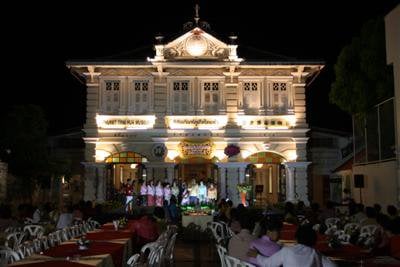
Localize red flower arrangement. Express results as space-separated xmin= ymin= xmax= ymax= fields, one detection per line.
xmin=224 ymin=144 xmax=240 ymax=157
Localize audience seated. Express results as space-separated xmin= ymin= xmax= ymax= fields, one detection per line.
xmin=56 ymin=205 xmax=73 ymax=229
xmin=283 ymin=202 xmax=297 ymax=224
xmin=360 ymin=206 xmax=378 ymax=226
xmin=387 ymin=205 xmax=398 ymax=220
xmin=247 ymin=220 xmax=282 ymax=267
xmin=319 ymin=201 xmax=336 ymax=223
xmin=352 ymin=203 xmax=367 ymax=223
xmin=228 ymin=212 xmax=256 ymax=261
xmin=251 ymin=224 xmax=336 ymax=267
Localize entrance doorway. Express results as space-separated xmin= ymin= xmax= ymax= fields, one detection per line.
xmin=104 ymin=151 xmax=147 ymax=199
xmin=245 ymin=151 xmax=286 ymax=206
xmin=252 ymin=164 xmax=283 ymax=205
xmin=174 ymin=157 xmax=218 ymax=184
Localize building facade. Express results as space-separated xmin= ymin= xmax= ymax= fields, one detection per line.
xmin=308 ymin=127 xmax=352 ymax=206
xmin=385 ymin=5 xmax=400 ymax=206
xmin=68 ymin=19 xmax=323 ymax=205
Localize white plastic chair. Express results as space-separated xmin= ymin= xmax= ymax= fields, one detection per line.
xmin=360 ymin=225 xmax=378 ymax=235
xmin=23 ymin=225 xmax=44 ymax=239
xmin=127 ymin=253 xmax=140 ymax=267
xmin=344 ymin=223 xmax=360 ymax=233
xmin=324 ymin=224 xmax=338 ymax=235
xmin=216 ymin=244 xmax=227 ymax=267
xmin=334 ymin=230 xmax=350 ymax=244
xmin=5 ymin=232 xmax=25 ymax=250
xmin=148 ymin=246 xmax=164 ymax=267
xmin=24 ymin=217 xmax=34 ymax=224
xmin=207 ymin=222 xmax=224 ymax=244
xmin=88 ymin=219 xmax=100 ymax=229
xmin=40 ymin=236 xmax=50 ymax=250
xmin=224 ymin=255 xmax=256 ymax=267
xmin=0 ymin=248 xmax=21 ymax=264
xmin=164 ymin=232 xmax=178 ymax=266
xmin=47 ymin=232 xmax=60 ymax=247
xmin=325 ymin=218 xmax=340 ymax=229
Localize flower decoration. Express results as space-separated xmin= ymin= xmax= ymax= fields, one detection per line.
xmin=224 ymin=145 xmax=240 ymax=157
xmin=236 ymin=183 xmax=252 ymax=193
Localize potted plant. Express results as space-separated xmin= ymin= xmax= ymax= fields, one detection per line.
xmin=237 ymin=183 xmax=252 ymax=206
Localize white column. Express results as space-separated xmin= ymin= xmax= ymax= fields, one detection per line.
xmin=239 ymin=166 xmax=246 ymax=183
xmin=166 ymin=163 xmax=176 ymax=183
xmin=216 ymin=162 xmax=249 ymax=206
xmin=96 ymin=164 xmax=107 ymax=202
xmin=218 ymin=166 xmax=226 ymax=199
xmin=83 ymin=163 xmax=96 ymax=202
xmin=285 ymin=164 xmax=296 ymax=202
xmin=285 ymin=162 xmax=311 ymax=205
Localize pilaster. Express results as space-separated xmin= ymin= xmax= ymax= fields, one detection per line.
xmin=216 ymin=162 xmax=249 ymax=205
xmin=284 ymin=161 xmax=311 ymax=205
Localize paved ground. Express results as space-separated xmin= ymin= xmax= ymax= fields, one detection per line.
xmin=174 ymin=239 xmax=220 ymax=267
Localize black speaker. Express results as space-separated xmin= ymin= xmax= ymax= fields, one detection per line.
xmin=354 ymin=174 xmax=364 ymax=188
xmin=255 ymin=185 xmax=263 ymax=193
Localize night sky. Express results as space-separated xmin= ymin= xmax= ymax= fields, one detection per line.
xmin=2 ymin=1 xmax=398 ymax=135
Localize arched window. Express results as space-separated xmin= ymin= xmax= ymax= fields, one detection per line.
xmin=105 ymin=151 xmax=147 ymax=164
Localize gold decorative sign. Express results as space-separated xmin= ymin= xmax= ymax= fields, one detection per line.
xmin=179 ymin=140 xmax=214 ymax=159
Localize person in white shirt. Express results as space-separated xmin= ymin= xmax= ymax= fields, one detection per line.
xmin=250 ymin=224 xmax=337 ymax=267
xmin=198 ymin=180 xmax=207 ymax=204
xmin=56 ymin=206 xmax=73 ymax=229
xmin=32 ymin=207 xmax=41 ymax=223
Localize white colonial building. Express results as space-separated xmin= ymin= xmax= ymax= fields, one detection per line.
xmin=67 ymin=14 xmax=323 ymax=205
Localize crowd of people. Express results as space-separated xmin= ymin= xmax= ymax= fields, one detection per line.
xmin=214 ymin=199 xmax=400 ymax=267
xmin=121 ymin=178 xmax=218 ymax=207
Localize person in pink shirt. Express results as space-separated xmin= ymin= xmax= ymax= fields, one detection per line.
xmin=140 ymin=181 xmax=147 ymax=206
xmin=247 ymin=220 xmax=282 ymax=266
xmin=155 ymin=181 xmax=164 ymax=207
xmin=147 ymin=180 xmax=155 ymax=206
xmin=164 ymin=183 xmax=172 ymax=205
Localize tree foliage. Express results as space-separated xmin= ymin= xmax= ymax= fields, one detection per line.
xmin=330 ymin=17 xmax=394 ymax=114
xmin=0 ymin=105 xmax=71 ymax=198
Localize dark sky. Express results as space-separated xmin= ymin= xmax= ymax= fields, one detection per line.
xmin=2 ymin=1 xmax=398 ymax=134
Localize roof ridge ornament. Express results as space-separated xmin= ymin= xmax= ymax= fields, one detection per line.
xmin=183 ymin=3 xmax=210 ymax=31
xmin=194 ymin=4 xmax=200 ymax=25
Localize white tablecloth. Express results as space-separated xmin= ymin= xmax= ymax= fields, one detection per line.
xmin=181 ymin=215 xmax=213 ymax=230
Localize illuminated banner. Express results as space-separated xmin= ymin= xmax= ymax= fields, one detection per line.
xmin=236 ymin=115 xmax=296 ymax=129
xmin=166 ymin=115 xmax=227 ymax=129
xmin=96 ymin=115 xmax=156 ymax=129
xmin=179 ymin=140 xmax=214 ymax=159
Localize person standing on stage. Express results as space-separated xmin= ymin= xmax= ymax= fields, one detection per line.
xmin=147 ymin=180 xmax=156 ymax=206
xmin=125 ymin=179 xmax=134 ymax=211
xmin=188 ymin=179 xmax=199 ymax=205
xmin=198 ymin=180 xmax=207 ymax=204
xmin=181 ymin=182 xmax=190 ymax=205
xmin=207 ymin=182 xmax=217 ymax=204
xmin=155 ymin=181 xmax=164 ymax=207
xmin=164 ymin=183 xmax=172 ymax=205
xmin=140 ymin=181 xmax=147 ymax=206
xmin=171 ymin=180 xmax=179 ymax=203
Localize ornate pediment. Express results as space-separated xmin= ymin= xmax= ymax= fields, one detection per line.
xmin=149 ymin=27 xmax=242 ymax=63
xmin=165 ymin=27 xmax=228 ymax=60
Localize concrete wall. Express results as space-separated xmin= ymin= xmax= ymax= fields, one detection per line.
xmin=353 ymin=160 xmax=397 ymax=207
xmin=385 ymin=5 xmax=400 ymax=205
